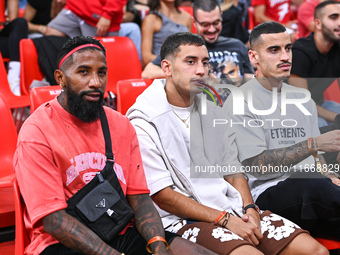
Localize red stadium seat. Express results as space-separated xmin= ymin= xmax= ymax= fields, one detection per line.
xmin=14 ymin=179 xmax=30 ymax=255
xmin=315 ymin=238 xmax=340 ymax=251
xmin=324 ymin=79 xmax=340 ymax=104
xmin=30 ymin=85 xmax=62 ymax=112
xmin=19 ymin=39 xmax=44 ymax=96
xmin=178 ymin=6 xmax=197 ymax=34
xmin=0 ymin=52 xmax=30 ymax=130
xmin=0 ymin=0 xmax=5 ymax=26
xmin=247 ymin=7 xmax=255 ymax=30
xmin=97 ymin=37 xmax=142 ymax=96
xmin=0 ymin=94 xmax=17 ymax=229
xmin=116 ymin=78 xmax=153 ymax=115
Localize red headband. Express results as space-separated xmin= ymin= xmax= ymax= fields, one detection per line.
xmin=58 ymin=44 xmax=103 ymax=69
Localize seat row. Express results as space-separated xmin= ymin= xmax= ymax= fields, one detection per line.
xmin=19 ymin=36 xmax=142 ymax=97
xmin=0 ymin=35 xmax=143 ymax=130
xmin=0 ymin=86 xmax=339 ymax=253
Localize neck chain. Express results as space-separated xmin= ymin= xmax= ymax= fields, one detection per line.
xmin=172 ymin=109 xmax=192 ymax=128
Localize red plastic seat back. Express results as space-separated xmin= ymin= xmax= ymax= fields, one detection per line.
xmin=178 ymin=6 xmax=197 ymax=34
xmin=315 ymin=238 xmax=340 ymax=250
xmin=0 ymin=0 xmax=5 ymax=25
xmin=116 ymin=79 xmax=153 ymax=115
xmin=20 ymin=39 xmax=44 ymax=95
xmin=324 ymin=79 xmax=340 ymax=103
xmin=30 ymin=85 xmax=62 ymax=112
xmin=97 ymin=37 xmax=142 ymax=95
xmin=247 ymin=7 xmax=255 ymax=30
xmin=0 ymin=95 xmax=17 ymax=229
xmin=14 ymin=179 xmax=30 ymax=255
xmin=0 ymin=94 xmax=17 ymax=179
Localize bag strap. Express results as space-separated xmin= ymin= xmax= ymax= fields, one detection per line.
xmin=99 ymin=106 xmax=117 ymax=176
xmin=98 ymin=107 xmax=130 ymax=204
xmin=99 ymin=106 xmax=114 ymax=163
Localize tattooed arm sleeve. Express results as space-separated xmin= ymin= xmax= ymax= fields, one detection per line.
xmin=127 ymin=194 xmax=168 ymax=254
xmin=243 ymin=140 xmax=311 ymax=169
xmin=43 ymin=209 xmax=120 ymax=255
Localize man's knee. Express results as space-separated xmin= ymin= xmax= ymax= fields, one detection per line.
xmin=281 ymin=233 xmax=329 ymax=255
xmin=229 ymin=245 xmax=263 ymax=255
xmin=12 ymin=17 xmax=27 ymax=30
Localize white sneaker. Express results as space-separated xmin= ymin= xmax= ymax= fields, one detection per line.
xmin=9 ymin=78 xmax=21 ymax=96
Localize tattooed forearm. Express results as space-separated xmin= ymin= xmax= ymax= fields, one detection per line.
xmin=43 ymin=210 xmax=120 ymax=255
xmin=127 ymin=194 xmax=168 ymax=254
xmin=243 ymin=140 xmax=311 ymax=171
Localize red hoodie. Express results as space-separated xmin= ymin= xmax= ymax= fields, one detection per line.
xmin=65 ymin=0 xmax=127 ymax=32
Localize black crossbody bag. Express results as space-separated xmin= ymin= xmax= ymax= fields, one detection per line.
xmin=65 ymin=107 xmax=135 ymax=243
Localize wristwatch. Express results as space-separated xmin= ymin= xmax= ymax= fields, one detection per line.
xmin=243 ymin=204 xmax=260 ymax=214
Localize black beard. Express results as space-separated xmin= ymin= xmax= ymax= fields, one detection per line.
xmin=66 ymin=85 xmax=104 ymax=123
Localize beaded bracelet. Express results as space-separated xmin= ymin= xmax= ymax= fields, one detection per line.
xmin=308 ymin=138 xmax=323 ymax=175
xmin=214 ymin=210 xmax=227 ymax=224
xmin=307 ymin=137 xmax=317 ymax=157
xmin=221 ymin=212 xmax=231 ymax=228
xmin=146 ymin=236 xmax=169 ymax=253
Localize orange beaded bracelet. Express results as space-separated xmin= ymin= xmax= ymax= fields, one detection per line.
xmin=146 ymin=236 xmax=169 ymax=253
xmin=214 ymin=210 xmax=227 ymax=224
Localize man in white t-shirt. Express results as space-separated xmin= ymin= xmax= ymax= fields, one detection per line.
xmin=224 ymin=21 xmax=340 ymax=240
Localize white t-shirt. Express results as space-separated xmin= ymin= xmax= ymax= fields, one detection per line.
xmin=223 ymin=78 xmax=320 ymax=200
xmin=170 ymin=104 xmax=195 ymax=140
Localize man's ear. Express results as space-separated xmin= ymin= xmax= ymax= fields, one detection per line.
xmin=314 ymin=18 xmax=321 ymax=31
xmin=161 ymin=59 xmax=172 ymax=76
xmin=248 ymin=50 xmax=259 ymax=66
xmin=54 ymin=69 xmax=65 ymax=88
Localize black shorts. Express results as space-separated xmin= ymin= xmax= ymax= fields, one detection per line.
xmin=40 ymin=227 xmax=178 ymax=255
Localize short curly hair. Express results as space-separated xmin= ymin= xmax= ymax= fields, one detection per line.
xmin=57 ymin=36 xmax=106 ymax=69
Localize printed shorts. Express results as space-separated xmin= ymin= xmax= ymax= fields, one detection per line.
xmin=167 ymin=210 xmax=308 ymax=255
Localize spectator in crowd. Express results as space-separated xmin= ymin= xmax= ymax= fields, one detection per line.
xmin=50 ymin=0 xmax=66 ymax=20
xmin=252 ymin=0 xmax=298 ymax=41
xmin=290 ymin=0 xmax=340 ymax=127
xmin=23 ymin=0 xmax=59 ymax=38
xmin=45 ymin=0 xmax=142 ymax=60
xmin=14 ymin=35 xmax=215 ymax=255
xmin=238 ymin=0 xmax=252 ymax=25
xmin=297 ymin=0 xmax=327 ymax=38
xmin=127 ymin=31 xmax=327 ymax=255
xmin=124 ymin=0 xmax=149 ymax=27
xmin=0 ymin=0 xmax=28 ymax=95
xmin=141 ymin=0 xmax=191 ymax=66
xmin=224 ymin=21 xmax=340 ymax=240
xmin=220 ymin=0 xmax=250 ymax=45
xmin=142 ymin=0 xmax=254 ymax=83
